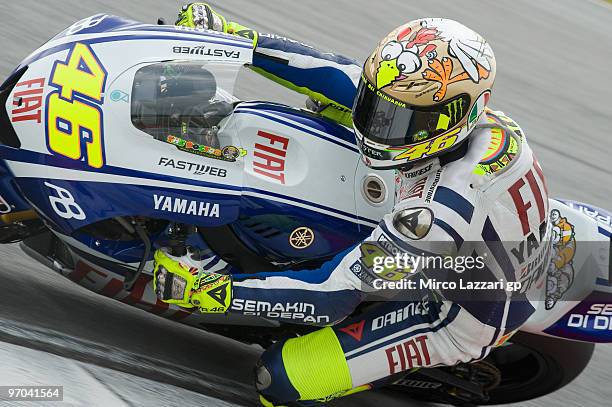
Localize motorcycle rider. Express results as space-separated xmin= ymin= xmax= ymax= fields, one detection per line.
xmin=152 ymin=3 xmax=551 ymax=405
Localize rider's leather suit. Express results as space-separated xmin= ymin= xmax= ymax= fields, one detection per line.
xmin=221 ymin=32 xmax=551 ymax=403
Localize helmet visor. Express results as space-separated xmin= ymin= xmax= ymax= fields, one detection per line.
xmin=352 ymin=77 xmax=470 ymax=147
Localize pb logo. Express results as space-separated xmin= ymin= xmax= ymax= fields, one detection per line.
xmin=65 ymin=15 xmax=108 ymax=35
xmin=44 ymin=182 xmax=86 ymax=220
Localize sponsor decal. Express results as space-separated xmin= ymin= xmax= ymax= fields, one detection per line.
xmin=191 ymin=274 xmax=231 ymax=311
xmin=109 ymin=89 xmax=129 ymax=102
xmin=545 ymin=209 xmax=576 ymax=309
xmin=385 ymin=335 xmax=431 ymax=374
xmin=376 ymin=234 xmax=404 ymax=256
xmin=403 ymin=163 xmax=433 ymax=179
xmin=46 ymin=42 xmax=107 ymax=168
xmin=45 ymin=182 xmax=86 ymax=220
xmin=508 ymin=168 xmax=547 ymax=236
xmin=372 ymin=298 xmax=429 ymax=331
xmin=398 ymin=177 xmax=427 ymax=201
xmin=360 ymin=142 xmax=386 ymax=160
xmin=157 ymin=157 xmax=227 ymax=177
xmin=392 ymin=207 xmax=433 ymax=240
xmin=566 ymin=202 xmax=612 ymax=228
xmin=64 ymin=15 xmax=107 ymax=36
xmin=289 ymin=226 xmax=314 ymax=249
xmin=153 ymin=194 xmax=220 ymax=217
xmin=391 ymin=130 xmax=459 ymax=162
xmin=231 ymin=299 xmax=330 ymax=324
xmin=413 ymin=130 xmax=429 ymax=141
xmin=510 ymin=223 xmax=547 ymax=264
xmin=350 ymin=261 xmax=377 ymax=286
xmin=326 ymin=101 xmax=351 ymax=114
xmin=358 ymin=240 xmax=413 ymax=282
xmin=444 ymin=98 xmax=465 ymax=126
xmin=166 ymin=135 xmax=245 ymax=162
xmin=207 ymin=282 xmax=230 ymax=306
xmin=394 ymin=379 xmax=442 ymax=390
xmin=366 ymin=75 xmax=407 ymax=108
xmin=253 ymin=130 xmax=289 ymax=184
xmin=11 ymin=77 xmax=45 ymax=123
xmin=507 ymin=166 xmax=549 ymax=291
xmin=424 ymin=168 xmax=442 ymax=203
xmin=232 ymin=28 xmax=258 ymax=42
xmin=567 ymin=304 xmax=612 ymax=331
xmin=68 ymin=261 xmax=194 ymax=321
xmin=172 ymin=45 xmax=241 ymax=59
xmin=516 ymin=238 xmax=550 ymax=293
xmin=221 ymin=145 xmax=242 ymax=160
xmin=339 ymin=320 xmax=365 ymax=341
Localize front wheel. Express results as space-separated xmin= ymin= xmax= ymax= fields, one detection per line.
xmin=483 ymin=331 xmax=594 ymax=404
xmin=388 ymin=331 xmax=594 ymax=405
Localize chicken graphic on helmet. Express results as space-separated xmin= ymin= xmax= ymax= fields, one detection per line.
xmin=374 ymin=19 xmax=494 ymax=104
xmin=376 ymin=24 xmax=439 ymax=89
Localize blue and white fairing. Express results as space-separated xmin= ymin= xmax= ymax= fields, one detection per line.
xmin=5 ymin=15 xmax=612 ymax=341
xmin=0 ymin=15 xmax=394 ymax=266
xmin=521 ymin=200 xmax=612 ymax=342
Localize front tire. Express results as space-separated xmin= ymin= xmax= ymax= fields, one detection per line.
xmin=387 ymin=331 xmax=594 ymax=405
xmin=483 ymin=331 xmax=594 ymax=404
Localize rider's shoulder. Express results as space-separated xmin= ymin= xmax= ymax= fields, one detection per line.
xmin=483 ymin=108 xmax=526 ymax=138
xmin=469 ymin=108 xmax=531 ymax=182
xmin=389 ymin=170 xmax=475 ymax=245
xmin=382 ymin=201 xmax=465 ymax=253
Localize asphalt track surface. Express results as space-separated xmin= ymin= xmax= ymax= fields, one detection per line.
xmin=0 ymin=0 xmax=611 ymax=406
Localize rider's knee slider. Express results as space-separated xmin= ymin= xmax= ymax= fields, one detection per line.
xmin=255 ymin=339 xmax=301 ymax=404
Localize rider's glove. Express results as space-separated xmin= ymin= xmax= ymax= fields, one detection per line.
xmin=176 ymin=3 xmax=258 ymax=45
xmin=153 ymin=248 xmax=232 ymax=313
xmin=176 ymin=3 xmax=227 ymax=31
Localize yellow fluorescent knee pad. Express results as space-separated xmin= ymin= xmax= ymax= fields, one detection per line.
xmin=281 ymin=327 xmax=352 ymax=400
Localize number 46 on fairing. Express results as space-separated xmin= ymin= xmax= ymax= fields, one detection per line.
xmin=46 ymin=42 xmax=107 ymax=168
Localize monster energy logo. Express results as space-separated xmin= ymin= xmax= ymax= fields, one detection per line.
xmin=446 ymin=98 xmax=464 ymax=124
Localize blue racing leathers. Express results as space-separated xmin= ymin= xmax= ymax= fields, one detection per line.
xmin=244 ymin=32 xmax=361 ymax=126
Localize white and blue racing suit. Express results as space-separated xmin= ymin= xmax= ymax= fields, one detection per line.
xmin=223 ymin=32 xmax=551 ymax=403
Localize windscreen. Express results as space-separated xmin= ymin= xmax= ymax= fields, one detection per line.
xmin=131 ymin=61 xmax=241 ymax=144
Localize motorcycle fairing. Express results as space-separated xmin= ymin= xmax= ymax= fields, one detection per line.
xmin=12 ymin=14 xmax=254 ymax=78
xmin=0 ymin=17 xmax=395 ymax=266
xmin=227 ymin=101 xmax=386 ymax=262
xmin=521 ymin=199 xmax=612 ymax=342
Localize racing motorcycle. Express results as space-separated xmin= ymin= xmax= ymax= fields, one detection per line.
xmin=0 ymin=14 xmax=610 ymax=406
